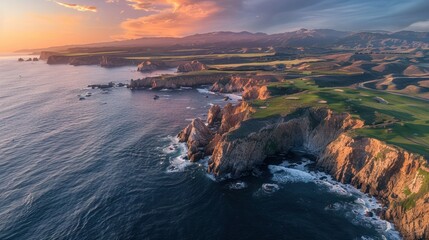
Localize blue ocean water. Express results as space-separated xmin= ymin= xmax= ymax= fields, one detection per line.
xmin=0 ymin=56 xmax=400 ymax=240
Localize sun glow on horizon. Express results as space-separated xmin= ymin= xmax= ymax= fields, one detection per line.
xmin=1 ymin=0 xmax=428 ymax=52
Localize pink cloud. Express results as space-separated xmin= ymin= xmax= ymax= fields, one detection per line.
xmin=53 ymin=1 xmax=97 ymax=12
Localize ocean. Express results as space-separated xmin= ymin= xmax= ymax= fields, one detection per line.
xmin=0 ymin=56 xmax=400 ymax=240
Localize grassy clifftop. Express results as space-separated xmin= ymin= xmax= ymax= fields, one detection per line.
xmin=249 ymin=78 xmax=429 ymax=157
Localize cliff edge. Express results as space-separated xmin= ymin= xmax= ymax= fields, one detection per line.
xmin=178 ymin=103 xmax=429 ymax=239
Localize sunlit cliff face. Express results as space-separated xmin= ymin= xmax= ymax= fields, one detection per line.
xmin=1 ymin=0 xmax=429 ymax=52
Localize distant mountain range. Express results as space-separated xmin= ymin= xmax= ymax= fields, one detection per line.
xmin=20 ymin=29 xmax=429 ymax=53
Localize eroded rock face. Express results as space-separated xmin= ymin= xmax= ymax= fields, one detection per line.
xmin=137 ymin=60 xmax=168 ymax=72
xmin=177 ymin=60 xmax=208 ymax=73
xmin=178 ymin=103 xmax=429 ymax=239
xmin=318 ymin=135 xmax=429 ymax=240
xmin=128 ymin=73 xmax=231 ymax=90
xmin=207 ymin=105 xmax=222 ymax=127
xmin=242 ymin=85 xmax=270 ymax=100
xmin=210 ymin=76 xmax=271 ymax=93
xmin=177 ymin=102 xmax=254 ymax=162
xmin=208 ymin=108 xmax=363 ymax=178
xmin=177 ymin=118 xmax=213 ymax=162
xmin=218 ymin=102 xmax=254 ymax=134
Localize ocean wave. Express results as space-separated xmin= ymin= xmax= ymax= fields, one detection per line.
xmin=228 ymin=181 xmax=248 ymax=190
xmin=196 ymin=88 xmax=216 ymax=95
xmin=269 ymin=159 xmax=402 ymax=240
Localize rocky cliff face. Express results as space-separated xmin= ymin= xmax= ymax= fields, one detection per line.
xmin=43 ymin=53 xmax=136 ymax=67
xmin=242 ymin=85 xmax=270 ymax=100
xmin=210 ymin=75 xmax=276 ymax=93
xmin=137 ymin=60 xmax=169 ymax=72
xmin=39 ymin=51 xmax=58 ymax=60
xmin=318 ymin=134 xmax=429 ymax=240
xmin=208 ymin=108 xmax=363 ymax=177
xmin=129 ymin=73 xmax=231 ymax=90
xmin=178 ymin=102 xmax=254 ymax=161
xmin=177 ymin=118 xmax=213 ymax=161
xmin=178 ymin=103 xmax=429 ymax=239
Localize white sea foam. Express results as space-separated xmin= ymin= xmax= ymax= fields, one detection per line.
xmin=269 ymin=159 xmax=402 ymax=240
xmin=166 ymin=155 xmax=192 ymax=173
xmin=224 ymin=93 xmax=242 ymax=103
xmin=269 ymin=165 xmax=314 ymax=183
xmin=229 ymin=181 xmax=248 ymax=190
xmin=196 ymin=88 xmax=216 ymax=95
xmin=180 ymin=87 xmax=193 ymax=90
xmin=162 ymin=136 xmax=192 ymax=173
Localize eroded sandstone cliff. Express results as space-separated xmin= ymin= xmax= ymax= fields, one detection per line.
xmin=178 ymin=102 xmax=429 ymax=239
xmin=209 ymin=107 xmax=363 ymax=177
xmin=319 ymin=134 xmax=429 ymax=240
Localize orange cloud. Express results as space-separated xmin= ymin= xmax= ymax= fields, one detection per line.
xmin=126 ymin=0 xmax=170 ymax=11
xmin=117 ymin=0 xmax=221 ymax=39
xmin=54 ymin=1 xmax=97 ymax=12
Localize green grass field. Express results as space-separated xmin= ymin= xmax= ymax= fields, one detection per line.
xmin=62 ymin=51 xmax=127 ymax=56
xmin=250 ymin=79 xmax=429 ymax=157
xmin=210 ymin=58 xmax=323 ymax=69
xmin=125 ymin=52 xmax=275 ymax=61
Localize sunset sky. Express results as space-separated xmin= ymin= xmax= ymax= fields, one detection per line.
xmin=1 ymin=0 xmax=429 ymax=52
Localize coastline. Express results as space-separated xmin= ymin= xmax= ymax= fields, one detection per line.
xmin=174 ymin=86 xmax=428 ymax=239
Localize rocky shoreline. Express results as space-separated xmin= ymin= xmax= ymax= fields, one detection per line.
xmin=178 ymin=102 xmax=429 ymax=240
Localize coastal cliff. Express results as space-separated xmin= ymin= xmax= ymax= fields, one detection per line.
xmin=40 ymin=51 xmax=138 ymax=67
xmin=179 ymin=103 xmax=429 ymax=239
xmin=209 ymin=107 xmax=363 ymax=177
xmin=129 ymin=73 xmax=278 ymax=92
xmin=319 ymin=135 xmax=429 ymax=240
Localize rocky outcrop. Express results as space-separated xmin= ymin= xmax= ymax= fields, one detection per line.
xmin=69 ymin=56 xmax=102 ymax=66
xmin=178 ymin=102 xmax=254 ymax=161
xmin=129 ymin=72 xmax=278 ymax=93
xmin=178 ymin=101 xmax=429 ymax=238
xmin=47 ymin=55 xmax=71 ymax=65
xmin=137 ymin=60 xmax=169 ymax=72
xmin=210 ymin=75 xmax=274 ymax=93
xmin=242 ymin=85 xmax=270 ymax=100
xmin=207 ymin=105 xmax=222 ymax=127
xmin=208 ymin=108 xmax=363 ymax=177
xmin=177 ymin=60 xmax=208 ymax=72
xmin=44 ymin=54 xmax=136 ymax=67
xmin=39 ymin=51 xmax=58 ymax=60
xmin=177 ymin=118 xmax=213 ymax=161
xmin=218 ymin=102 xmax=254 ymax=134
xmin=129 ymin=73 xmax=231 ymax=89
xmin=184 ymin=103 xmax=429 ymax=239
xmin=100 ymin=56 xmax=137 ymax=67
xmin=318 ymin=135 xmax=429 ymax=240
